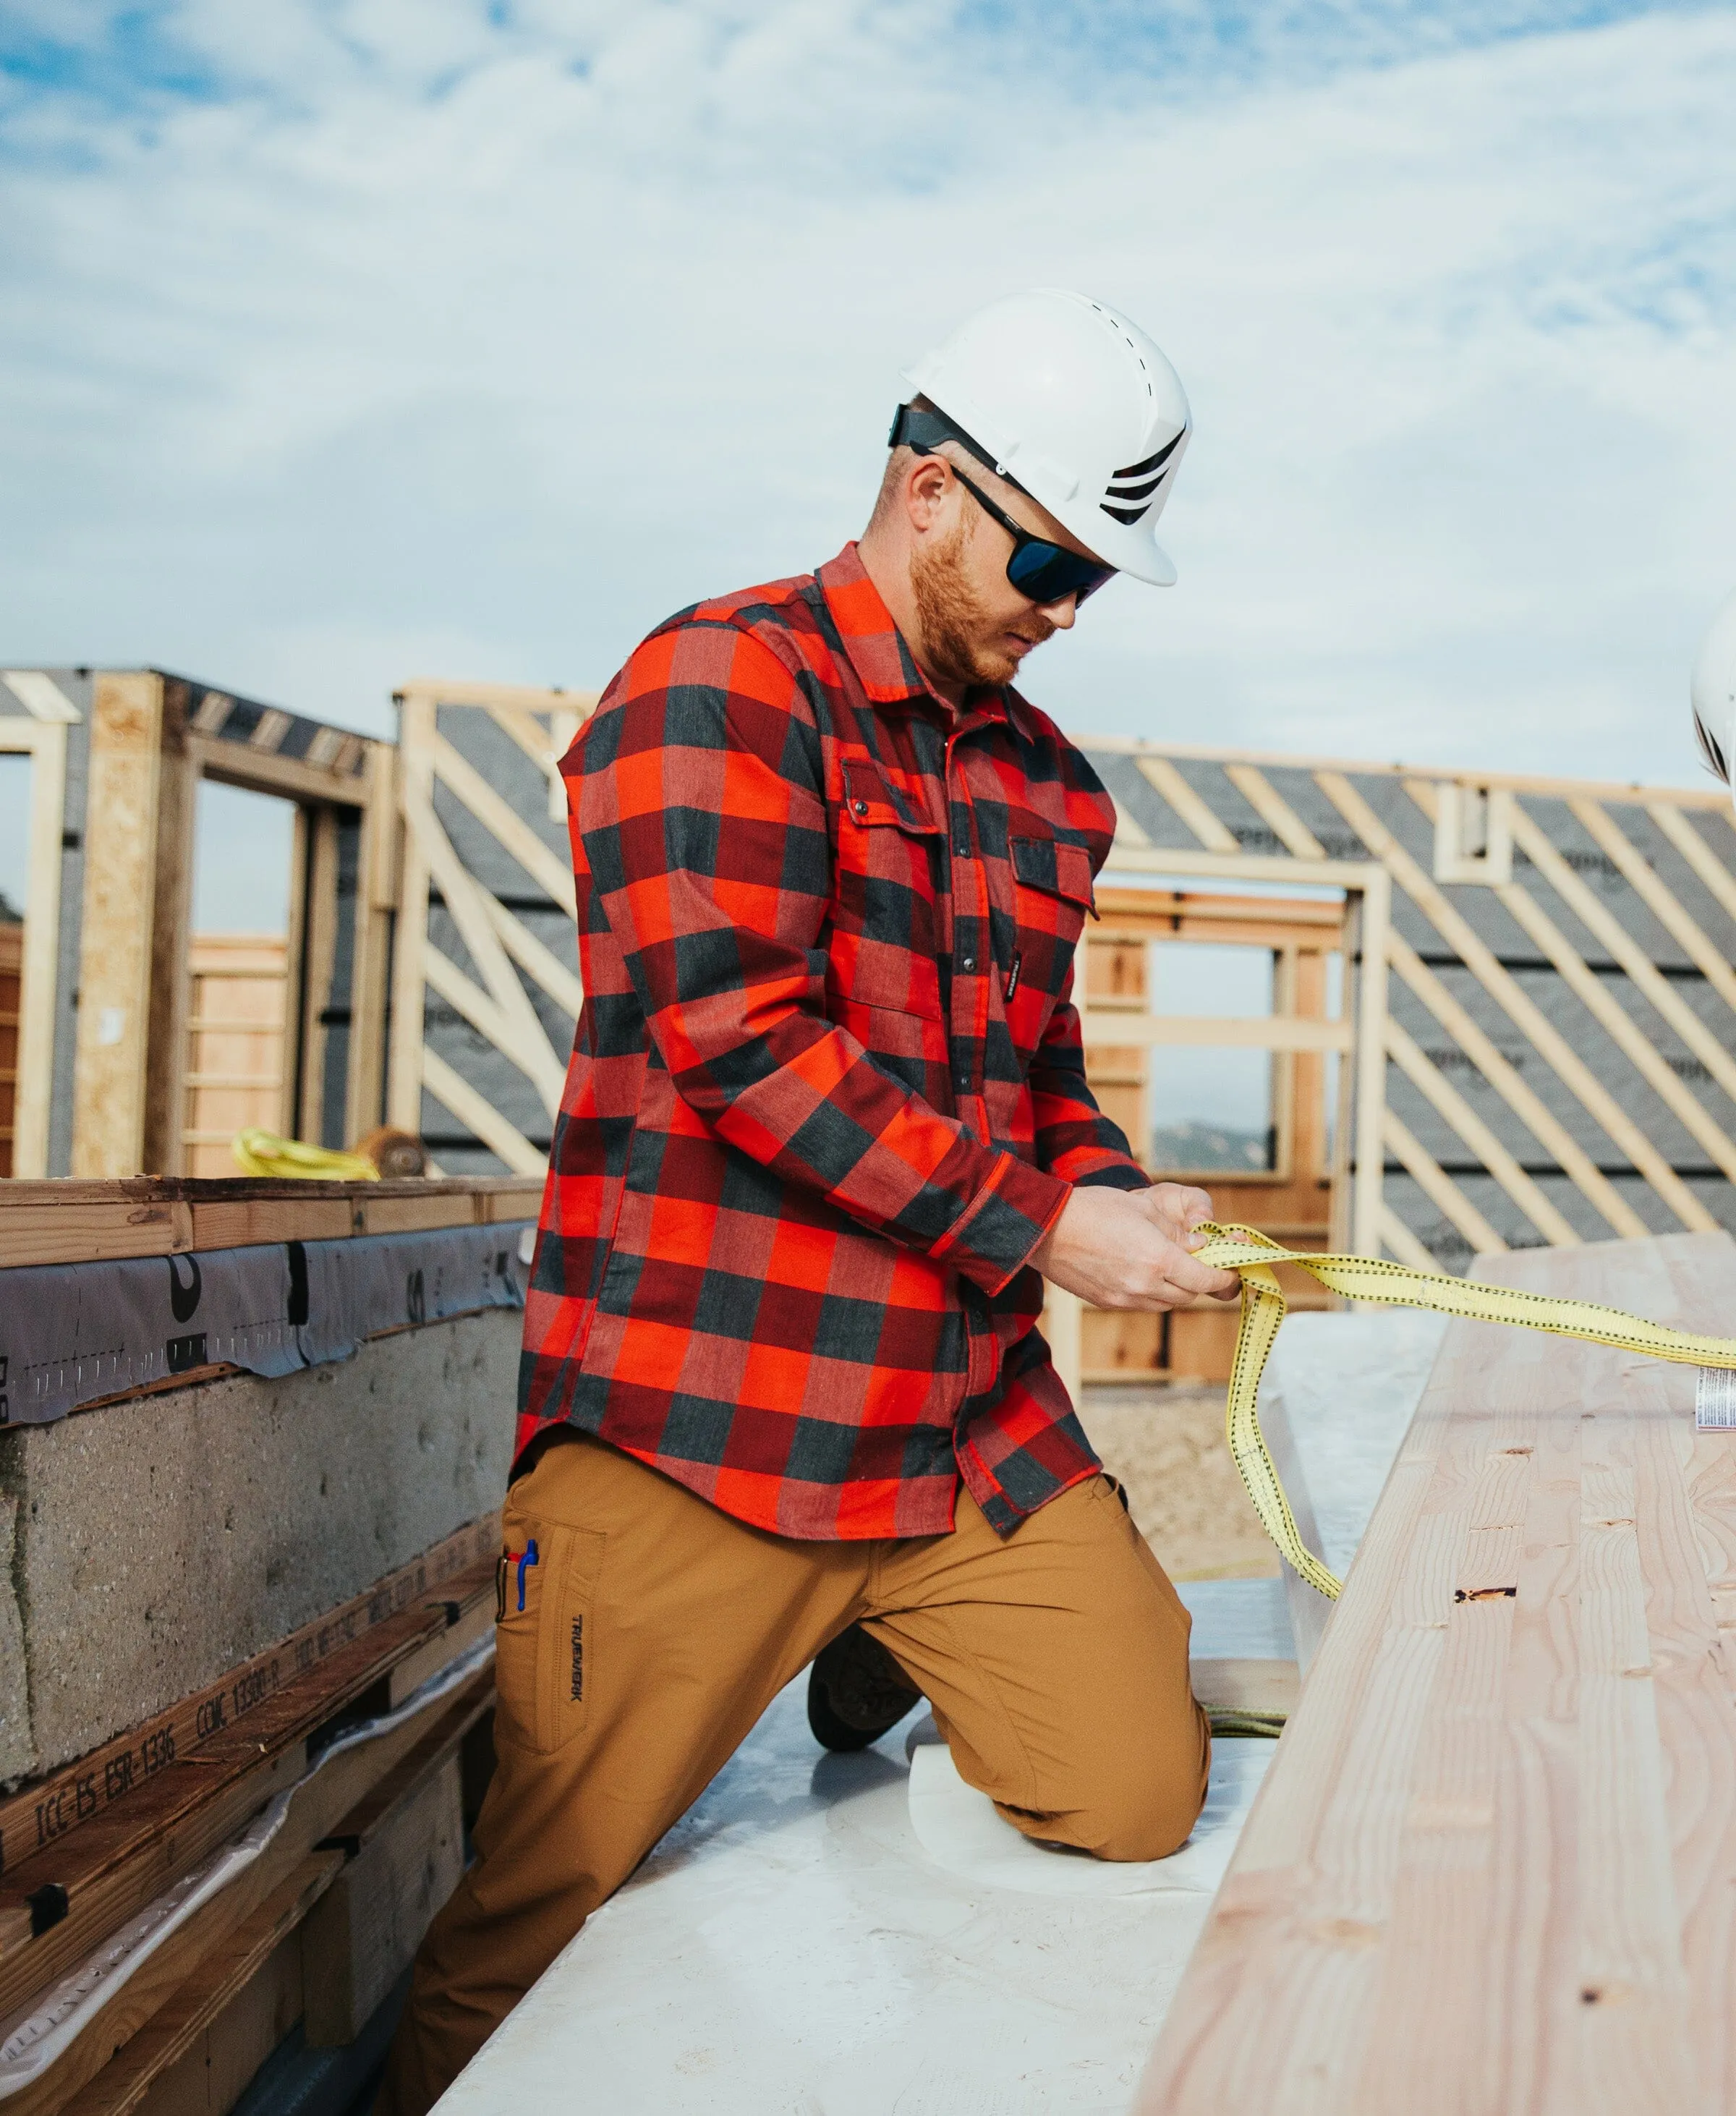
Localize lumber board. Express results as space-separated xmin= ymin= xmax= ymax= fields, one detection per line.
xmin=0 ymin=1569 xmax=486 ymax=2021
xmin=70 ymin=674 xmax=164 ymax=1180
xmin=302 ymin=1754 xmax=463 ymax=2044
xmin=1191 ymin=1660 xmax=1301 ymax=1720
xmin=0 ymin=1176 xmax=540 ymax=1270
xmin=0 ymin=1521 xmax=497 ymax=1882
xmin=25 ymin=1857 xmax=341 ymax=2116
xmin=386 ymin=1594 xmax=496 ymax=1709
xmin=128 ymin=1919 xmax=304 ymax=2116
xmin=17 ymin=1673 xmax=490 ymax=2116
xmin=1139 ymin=1229 xmax=1736 ymax=2115
xmin=14 ymin=718 xmax=67 ymax=1179
xmin=1076 ymin=731 xmax=1729 ymax=807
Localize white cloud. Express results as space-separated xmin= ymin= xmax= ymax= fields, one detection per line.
xmin=0 ymin=1 xmax=1731 ymax=789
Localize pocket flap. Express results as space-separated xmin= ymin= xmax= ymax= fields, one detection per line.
xmin=842 ymin=757 xmax=942 ymax=835
xmin=1012 ymin=834 xmax=1096 ymax=908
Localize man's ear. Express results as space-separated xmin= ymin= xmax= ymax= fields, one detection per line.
xmin=904 ymin=454 xmax=955 ymax=535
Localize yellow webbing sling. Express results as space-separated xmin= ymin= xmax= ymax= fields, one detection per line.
xmin=1193 ymin=1222 xmax=1736 ymax=1599
xmin=231 ymin=1129 xmax=382 ymax=1182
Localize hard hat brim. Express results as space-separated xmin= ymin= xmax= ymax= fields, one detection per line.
xmin=1086 ymin=523 xmax=1178 ymax=587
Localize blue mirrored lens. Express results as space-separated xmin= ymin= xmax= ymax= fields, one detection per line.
xmin=1006 ymin=542 xmax=1115 ymax=604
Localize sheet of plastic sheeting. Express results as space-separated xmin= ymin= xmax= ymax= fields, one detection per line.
xmin=1176 ymin=1576 xmax=1294 ymax=1662
xmin=906 ymin=1730 xmax=1274 ymax=1900
xmin=436 ymin=1680 xmax=1267 ymax=2116
xmin=1258 ymin=1307 xmax=1449 ymax=1668
xmin=0 ymin=1223 xmax=531 ymax=1427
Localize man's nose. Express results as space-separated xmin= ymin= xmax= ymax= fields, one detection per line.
xmin=1036 ymin=594 xmax=1078 ymax=630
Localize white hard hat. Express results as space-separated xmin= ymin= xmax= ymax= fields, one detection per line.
xmin=1690 ymin=588 xmax=1736 ymax=807
xmin=900 ymin=289 xmax=1191 ymax=587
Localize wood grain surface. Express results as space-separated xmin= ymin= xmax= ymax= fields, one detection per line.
xmin=1139 ymin=1231 xmax=1736 ymax=2116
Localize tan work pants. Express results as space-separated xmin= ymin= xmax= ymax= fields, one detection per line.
xmin=380 ymin=1431 xmax=1209 ymax=2114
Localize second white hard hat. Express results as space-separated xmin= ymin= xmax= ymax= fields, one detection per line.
xmin=900 ymin=289 xmax=1192 ymax=587
xmin=1690 ymin=588 xmax=1736 ymax=810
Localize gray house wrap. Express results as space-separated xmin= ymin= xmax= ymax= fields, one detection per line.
xmin=0 ymin=1221 xmax=530 ymax=1428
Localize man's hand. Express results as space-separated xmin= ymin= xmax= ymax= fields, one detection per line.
xmin=1029 ymin=1183 xmax=1241 ymax=1311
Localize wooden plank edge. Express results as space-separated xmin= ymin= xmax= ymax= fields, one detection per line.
xmin=0 ymin=1518 xmax=498 ymax=1882
xmin=1 ymin=1674 xmax=492 ymax=2116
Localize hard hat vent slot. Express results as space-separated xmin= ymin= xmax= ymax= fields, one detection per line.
xmin=1101 ymin=430 xmax=1185 ymax=527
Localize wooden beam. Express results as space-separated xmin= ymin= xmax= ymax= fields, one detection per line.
xmin=1387 ymin=930 xmax=1636 ymax=1237
xmin=1 ymin=669 xmax=80 ymax=723
xmin=1080 ymin=731 xmax=1728 ymax=809
xmin=1080 ymin=1014 xmax=1353 ymax=1052
xmin=388 ymin=692 xmax=435 ymax=1134
xmin=70 ymin=674 xmax=164 ymax=1177
xmin=427 ymin=731 xmax=579 ymax=918
xmin=482 ymin=893 xmax=583 ymax=1021
xmin=419 ymin=1046 xmax=548 ymax=1176
xmin=399 ymin=778 xmax=566 ymax=1117
xmin=189 ymin=732 xmax=378 ymax=809
xmin=14 ymin=1668 xmax=491 ymax=2116
xmin=1134 ymin=755 xmax=1241 ymax=853
xmin=1571 ymin=796 xmax=1736 ymax=1016
xmin=302 ymin=1753 xmax=464 ymax=2044
xmin=1350 ymin=864 xmax=1391 ymax=1259
xmin=1646 ymin=800 xmax=1736 ymax=930
xmin=1139 ymin=1231 xmax=1736 ymax=2114
xmin=1223 ymin=763 xmax=1327 ymax=859
xmin=346 ymin=739 xmax=398 ymax=1142
xmin=1491 ymin=873 xmax=1734 ymax=1209
xmin=296 ymin=804 xmax=343 ymax=1144
xmin=1381 ymin=1104 xmax=1507 ymax=1255
xmin=422 ymin=943 xmax=566 ymax=1105
xmin=142 ymin=689 xmax=196 ymax=1178
xmin=396 ymin=676 xmax=587 ymax=710
xmin=482 ymin=696 xmax=597 ymax=825
xmin=1509 ymin=801 xmax=1736 ymax=1113
xmin=1384 ymin=1016 xmax=1579 ymax=1246
xmin=1321 ymin=774 xmax=1653 ymax=1238
xmin=1377 ymin=1201 xmax=1438 ymax=1270
xmin=281 ymin=803 xmax=310 ymax=1142
xmin=1102 ymin=846 xmax=1366 ymax=891
xmin=12 ymin=723 xmax=65 ymax=1178
xmin=0 ymin=1176 xmax=539 ymax=1270
xmin=63 ymin=1854 xmax=343 ymax=2116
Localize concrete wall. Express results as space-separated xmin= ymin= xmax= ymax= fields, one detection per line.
xmin=0 ymin=1307 xmax=519 ymax=1785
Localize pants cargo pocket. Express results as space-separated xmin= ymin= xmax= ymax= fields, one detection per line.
xmin=493 ymin=1514 xmax=606 ymax=1757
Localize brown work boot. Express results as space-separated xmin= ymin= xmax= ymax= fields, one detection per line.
xmin=807 ymin=1623 xmax=924 ymax=1751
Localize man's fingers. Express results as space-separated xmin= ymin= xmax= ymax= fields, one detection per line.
xmin=1157 ymin=1244 xmax=1241 ymax=1301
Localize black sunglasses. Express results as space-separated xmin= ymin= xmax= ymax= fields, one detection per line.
xmin=888 ymin=404 xmax=1117 ymax=607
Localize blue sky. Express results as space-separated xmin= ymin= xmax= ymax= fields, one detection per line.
xmin=1 ymin=0 xmax=1733 ymax=802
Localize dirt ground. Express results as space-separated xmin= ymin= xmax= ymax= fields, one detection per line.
xmin=1078 ymin=1382 xmax=1280 ymax=1582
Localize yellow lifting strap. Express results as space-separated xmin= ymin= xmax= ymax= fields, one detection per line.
xmin=1193 ymin=1222 xmax=1736 ymax=1601
xmin=231 ymin=1129 xmax=382 ymax=1183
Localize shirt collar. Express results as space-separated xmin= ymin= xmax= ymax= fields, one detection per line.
xmin=815 ymin=543 xmax=1009 ymax=731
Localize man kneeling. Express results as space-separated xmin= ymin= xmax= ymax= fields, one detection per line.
xmin=379 ymin=288 xmax=1238 ymax=2115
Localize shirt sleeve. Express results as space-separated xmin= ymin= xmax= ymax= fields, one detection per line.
xmin=1028 ymin=970 xmax=1152 ymax=1192
xmin=574 ymin=619 xmax=1069 ymax=1296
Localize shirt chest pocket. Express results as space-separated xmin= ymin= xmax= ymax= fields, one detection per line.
xmin=829 ymin=758 xmax=945 ymax=1020
xmin=1007 ymin=833 xmax=1096 ymax=1029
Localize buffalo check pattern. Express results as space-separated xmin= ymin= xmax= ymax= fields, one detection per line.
xmin=518 ymin=543 xmax=1149 ymax=1538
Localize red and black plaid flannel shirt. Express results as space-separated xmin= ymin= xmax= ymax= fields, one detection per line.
xmin=517 ymin=543 xmax=1150 ymax=1538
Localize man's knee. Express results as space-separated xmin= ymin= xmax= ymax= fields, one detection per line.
xmin=1088 ymin=1764 xmax=1207 ymax=1862
xmin=1041 ymin=1708 xmax=1210 ymax=1862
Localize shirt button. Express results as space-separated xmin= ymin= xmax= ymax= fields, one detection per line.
xmin=961 ymin=955 xmax=976 ymax=972
xmin=955 ymin=842 xmax=969 ymax=859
